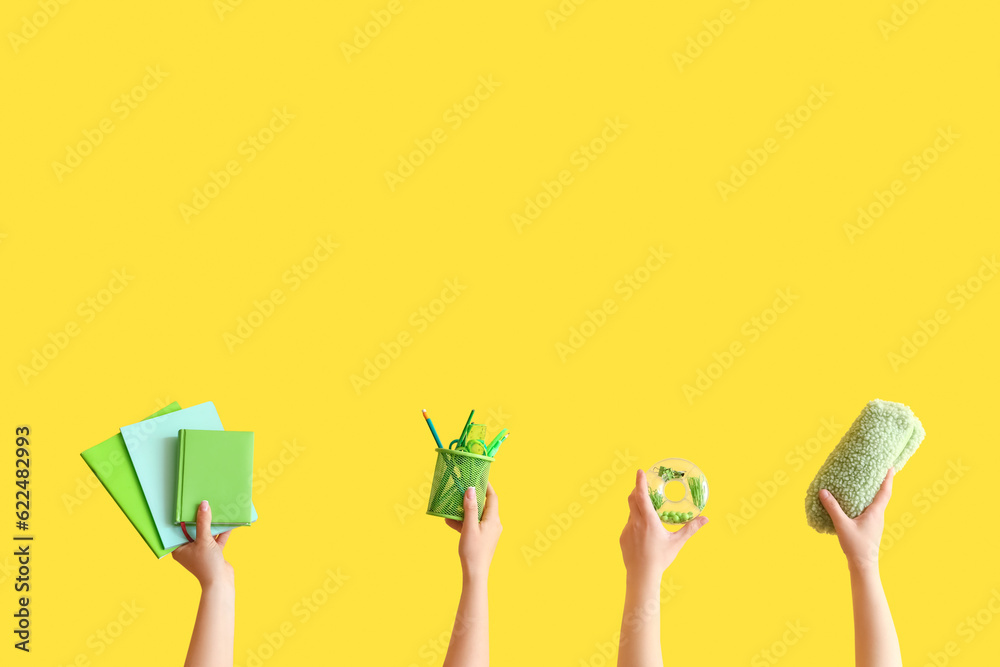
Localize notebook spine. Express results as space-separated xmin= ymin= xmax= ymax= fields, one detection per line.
xmin=174 ymin=430 xmax=186 ymax=524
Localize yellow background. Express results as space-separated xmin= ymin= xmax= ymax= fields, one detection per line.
xmin=2 ymin=0 xmax=998 ymax=665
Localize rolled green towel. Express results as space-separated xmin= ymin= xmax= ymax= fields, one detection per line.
xmin=806 ymin=399 xmax=925 ymax=534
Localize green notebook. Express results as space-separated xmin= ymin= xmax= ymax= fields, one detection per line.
xmin=80 ymin=402 xmax=183 ymax=559
xmin=175 ymin=429 xmax=254 ymax=525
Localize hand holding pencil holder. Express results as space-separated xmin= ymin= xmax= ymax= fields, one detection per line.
xmin=426 ymin=448 xmax=494 ymax=521
xmin=422 ymin=411 xmax=506 ymax=522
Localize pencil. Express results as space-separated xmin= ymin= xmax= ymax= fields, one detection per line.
xmin=422 ymin=409 xmax=444 ymax=448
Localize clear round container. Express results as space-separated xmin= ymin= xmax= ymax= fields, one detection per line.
xmin=646 ymin=458 xmax=709 ymax=524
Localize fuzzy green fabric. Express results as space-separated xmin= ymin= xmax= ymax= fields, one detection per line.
xmin=806 ymin=399 xmax=925 ymax=534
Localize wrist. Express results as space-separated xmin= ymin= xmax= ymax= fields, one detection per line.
xmin=847 ymin=559 xmax=880 ymax=580
xmin=625 ymin=567 xmax=662 ymax=593
xmin=461 ymin=565 xmax=489 ymax=588
xmin=200 ymin=574 xmax=236 ymax=593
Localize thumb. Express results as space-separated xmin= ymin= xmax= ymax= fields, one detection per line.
xmin=461 ymin=487 xmax=479 ymax=531
xmin=818 ymin=489 xmax=850 ymax=532
xmin=672 ymin=515 xmax=708 ymax=546
xmin=195 ymin=500 xmax=213 ymax=544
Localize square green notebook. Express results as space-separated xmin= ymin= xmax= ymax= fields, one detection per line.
xmin=175 ymin=429 xmax=254 ymax=525
xmin=80 ymin=402 xmax=183 ymax=559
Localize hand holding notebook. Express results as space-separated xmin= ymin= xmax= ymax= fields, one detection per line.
xmin=120 ymin=402 xmax=257 ymax=549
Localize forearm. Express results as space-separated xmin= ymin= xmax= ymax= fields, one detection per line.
xmin=849 ymin=565 xmax=901 ymax=667
xmin=184 ymin=581 xmax=236 ymax=667
xmin=617 ymin=571 xmax=663 ymax=667
xmin=443 ymin=573 xmax=489 ymax=667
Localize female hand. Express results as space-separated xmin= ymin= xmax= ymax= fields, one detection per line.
xmin=172 ymin=500 xmax=235 ymax=588
xmin=446 ymin=484 xmax=502 ymax=581
xmin=620 ymin=469 xmax=707 ymax=580
xmin=819 ymin=467 xmax=894 ymax=573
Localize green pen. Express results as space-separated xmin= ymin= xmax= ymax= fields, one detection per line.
xmin=452 ymin=410 xmax=475 ymax=450
xmin=486 ymin=429 xmax=508 ymax=457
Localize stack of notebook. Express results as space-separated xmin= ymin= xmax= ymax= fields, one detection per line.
xmin=80 ymin=401 xmax=256 ymax=558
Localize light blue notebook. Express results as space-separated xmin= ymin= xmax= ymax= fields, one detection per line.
xmin=121 ymin=401 xmax=258 ymax=549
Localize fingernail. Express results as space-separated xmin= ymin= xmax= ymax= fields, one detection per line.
xmin=200 ymin=500 xmax=209 ymax=511
xmin=465 ymin=487 xmax=474 ymax=499
xmin=820 ymin=489 xmax=829 ymax=498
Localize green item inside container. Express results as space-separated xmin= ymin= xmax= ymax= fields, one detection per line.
xmin=426 ymin=448 xmax=494 ymax=521
xmin=688 ymin=476 xmax=706 ymax=510
xmin=659 ymin=510 xmax=695 ymax=524
xmin=646 ymin=457 xmax=709 ymax=525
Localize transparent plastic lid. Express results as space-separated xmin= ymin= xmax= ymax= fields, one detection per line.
xmin=646 ymin=458 xmax=709 ymax=524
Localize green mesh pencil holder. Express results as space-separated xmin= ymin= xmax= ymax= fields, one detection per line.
xmin=426 ymin=448 xmax=494 ymax=521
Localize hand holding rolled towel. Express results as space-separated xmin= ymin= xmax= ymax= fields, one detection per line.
xmin=806 ymin=399 xmax=925 ymax=534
